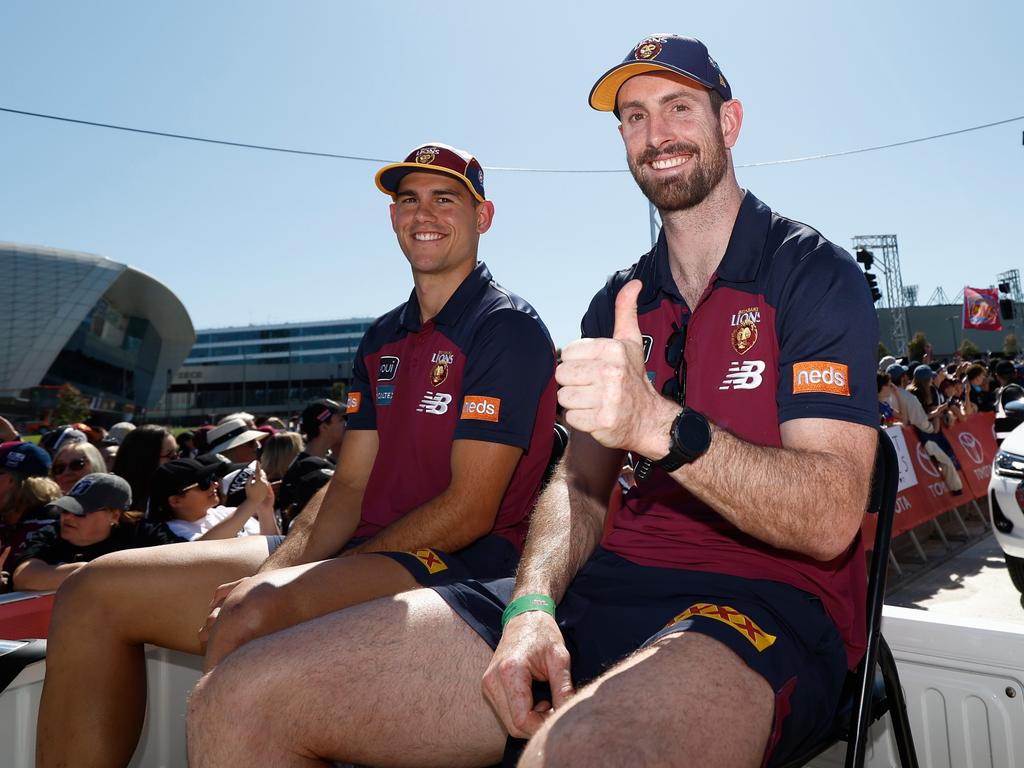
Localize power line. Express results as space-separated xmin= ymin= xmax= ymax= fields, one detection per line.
xmin=2 ymin=105 xmax=1022 ymax=173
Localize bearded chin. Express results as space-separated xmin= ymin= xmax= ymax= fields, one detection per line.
xmin=630 ymin=142 xmax=728 ymax=212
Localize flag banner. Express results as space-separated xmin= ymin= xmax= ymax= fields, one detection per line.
xmin=963 ymin=286 xmax=1003 ymax=331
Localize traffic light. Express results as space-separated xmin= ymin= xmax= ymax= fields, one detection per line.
xmin=865 ymin=272 xmax=882 ymax=303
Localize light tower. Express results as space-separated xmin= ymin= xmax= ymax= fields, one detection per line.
xmin=852 ymin=235 xmax=908 ymax=356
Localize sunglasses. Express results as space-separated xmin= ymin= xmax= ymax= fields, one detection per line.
xmin=52 ymin=458 xmax=89 ymax=475
xmin=660 ymin=320 xmax=688 ymax=406
xmin=634 ymin=319 xmax=688 ymax=482
xmin=160 ymin=450 xmax=180 ymax=461
xmin=177 ymin=477 xmax=216 ymax=494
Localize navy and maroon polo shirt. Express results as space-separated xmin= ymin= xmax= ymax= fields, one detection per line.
xmin=581 ymin=191 xmax=878 ymax=667
xmin=346 ymin=262 xmax=556 ymax=552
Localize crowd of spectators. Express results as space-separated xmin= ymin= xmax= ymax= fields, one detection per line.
xmin=0 ymin=398 xmax=345 ymax=592
xmin=876 ymin=352 xmax=1024 ymax=494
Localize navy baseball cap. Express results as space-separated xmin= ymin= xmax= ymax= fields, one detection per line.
xmin=886 ymin=363 xmax=908 ymax=382
xmin=589 ymin=35 xmax=732 ymax=114
xmin=0 ymin=441 xmax=52 ymax=478
xmin=375 ymin=143 xmax=486 ymax=203
xmin=48 ymin=473 xmax=132 ymax=516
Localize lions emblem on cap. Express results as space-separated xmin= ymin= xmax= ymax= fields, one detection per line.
xmin=415 ymin=147 xmax=440 ymax=165
xmin=634 ymin=38 xmax=663 ymax=60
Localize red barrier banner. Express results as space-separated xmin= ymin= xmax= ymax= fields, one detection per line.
xmin=862 ymin=414 xmax=993 ymax=550
xmin=945 ymin=412 xmax=997 ymax=498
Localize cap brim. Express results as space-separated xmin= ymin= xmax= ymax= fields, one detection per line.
xmin=48 ymin=496 xmax=86 ymax=517
xmin=589 ymin=62 xmax=714 ymax=112
xmin=374 ymin=164 xmax=485 ymax=203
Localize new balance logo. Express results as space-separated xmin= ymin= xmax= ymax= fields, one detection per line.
xmin=719 ymin=360 xmax=766 ymax=390
xmin=416 ymin=392 xmax=452 ymax=415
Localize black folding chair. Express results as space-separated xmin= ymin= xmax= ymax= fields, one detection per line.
xmin=778 ymin=431 xmax=919 ymax=768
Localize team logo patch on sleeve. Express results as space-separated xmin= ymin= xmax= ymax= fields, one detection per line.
xmin=461 ymin=395 xmax=501 ymax=422
xmin=792 ymin=361 xmax=850 ymax=396
xmin=409 ymin=548 xmax=448 ymax=574
xmin=346 ymin=392 xmax=362 ymax=413
xmin=666 ymin=603 xmax=777 ymax=651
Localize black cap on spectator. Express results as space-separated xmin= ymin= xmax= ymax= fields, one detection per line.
xmin=278 ymin=456 xmax=334 ymax=515
xmin=300 ymin=399 xmax=343 ymax=437
xmin=150 ymin=459 xmax=229 ymax=518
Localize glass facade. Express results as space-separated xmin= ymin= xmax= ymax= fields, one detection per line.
xmin=186 ymin=319 xmax=372 ymax=366
xmin=42 ymin=297 xmax=154 ymax=404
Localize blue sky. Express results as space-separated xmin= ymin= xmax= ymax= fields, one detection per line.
xmin=1 ymin=1 xmax=1021 ymax=347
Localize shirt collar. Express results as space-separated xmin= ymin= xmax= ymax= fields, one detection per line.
xmin=638 ymin=190 xmax=771 ymax=306
xmin=399 ymin=261 xmax=492 ymax=331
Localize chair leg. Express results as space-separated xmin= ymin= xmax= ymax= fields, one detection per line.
xmin=877 ymin=637 xmax=920 ymax=768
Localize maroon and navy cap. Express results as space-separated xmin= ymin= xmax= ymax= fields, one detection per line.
xmin=589 ymin=35 xmax=732 ymax=114
xmin=375 ymin=143 xmax=486 ymax=203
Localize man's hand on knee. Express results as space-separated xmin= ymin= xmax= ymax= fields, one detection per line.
xmin=198 ymin=578 xmax=248 ymax=650
xmin=482 ymin=612 xmax=575 ymax=738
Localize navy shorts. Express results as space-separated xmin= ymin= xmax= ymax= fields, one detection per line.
xmin=433 ymin=548 xmax=849 ymax=767
xmin=377 ymin=533 xmax=520 ymax=586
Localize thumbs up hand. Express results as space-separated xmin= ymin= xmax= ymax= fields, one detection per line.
xmin=557 ymin=280 xmax=677 ymax=454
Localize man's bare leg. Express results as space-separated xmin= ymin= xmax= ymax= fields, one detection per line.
xmin=188 ymin=588 xmax=506 ymax=767
xmin=203 ymin=554 xmax=418 ymax=669
xmin=37 ymin=537 xmax=271 ymax=768
xmin=519 ymin=632 xmax=774 ymax=768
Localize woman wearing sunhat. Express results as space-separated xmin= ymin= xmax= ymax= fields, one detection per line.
xmin=11 ymin=474 xmax=185 ymax=591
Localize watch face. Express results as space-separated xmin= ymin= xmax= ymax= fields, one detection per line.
xmin=676 ymin=410 xmax=711 ymax=458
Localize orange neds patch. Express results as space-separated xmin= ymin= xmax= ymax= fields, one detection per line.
xmin=346 ymin=392 xmax=362 ymax=413
xmin=461 ymin=395 xmax=501 ymax=422
xmin=792 ymin=361 xmax=850 ymax=396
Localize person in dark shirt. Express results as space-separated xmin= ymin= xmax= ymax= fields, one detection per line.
xmin=12 ymin=474 xmax=183 ymax=591
xmin=966 ymin=362 xmax=997 ymax=412
xmin=0 ymin=441 xmax=60 ymax=580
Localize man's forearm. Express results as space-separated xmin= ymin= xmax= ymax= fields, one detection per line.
xmin=257 ymin=484 xmax=357 ymax=573
xmin=512 ymin=465 xmax=606 ymax=602
xmin=675 ymin=422 xmax=875 ymax=560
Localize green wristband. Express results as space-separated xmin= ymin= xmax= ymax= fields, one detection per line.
xmin=501 ymin=593 xmax=556 ymax=627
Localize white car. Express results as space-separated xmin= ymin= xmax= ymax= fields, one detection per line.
xmin=989 ymin=413 xmax=1024 ymax=592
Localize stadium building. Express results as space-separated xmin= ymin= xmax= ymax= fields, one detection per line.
xmin=149 ymin=318 xmax=374 ymax=424
xmin=0 ymin=242 xmax=195 ymax=426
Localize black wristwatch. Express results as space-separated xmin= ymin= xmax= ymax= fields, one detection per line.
xmin=655 ymin=408 xmax=712 ymax=472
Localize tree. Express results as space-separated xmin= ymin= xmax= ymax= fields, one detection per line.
xmin=53 ymin=383 xmax=90 ymax=424
xmin=960 ymin=338 xmax=981 ymax=359
xmin=1004 ymin=333 xmax=1019 ymax=358
xmin=907 ymin=332 xmax=929 ymax=362
xmin=877 ymin=341 xmax=890 ymax=360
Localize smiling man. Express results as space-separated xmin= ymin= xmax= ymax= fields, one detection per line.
xmin=37 ymin=142 xmax=556 ymax=768
xmin=186 ymin=40 xmax=878 ymax=768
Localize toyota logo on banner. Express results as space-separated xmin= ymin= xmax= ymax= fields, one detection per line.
xmin=958 ymin=432 xmax=985 ymax=465
xmin=915 ymin=442 xmax=941 ymax=478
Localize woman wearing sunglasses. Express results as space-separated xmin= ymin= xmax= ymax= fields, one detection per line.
xmin=49 ymin=441 xmax=107 ymax=494
xmin=148 ymin=459 xmax=279 ymax=541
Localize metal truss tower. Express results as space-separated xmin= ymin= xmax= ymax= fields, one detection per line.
xmin=852 ymin=235 xmax=909 ymax=355
xmin=903 ymin=285 xmax=919 ymax=306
